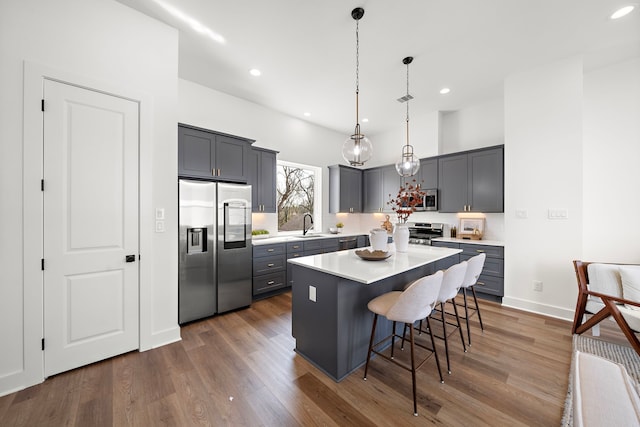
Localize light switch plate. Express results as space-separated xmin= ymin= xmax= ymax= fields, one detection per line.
xmin=548 ymin=208 xmax=569 ymax=219
xmin=309 ymin=285 xmax=317 ymax=302
xmin=155 ymin=208 xmax=165 ymax=220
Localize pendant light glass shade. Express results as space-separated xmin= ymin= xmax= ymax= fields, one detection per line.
xmin=395 ymin=143 xmax=420 ymax=176
xmin=396 ymin=56 xmax=419 ymax=177
xmin=343 ymin=124 xmax=373 ymax=166
xmin=343 ymin=7 xmax=372 ymax=167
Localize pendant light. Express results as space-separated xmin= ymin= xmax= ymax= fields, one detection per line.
xmin=342 ymin=7 xmax=372 ymax=167
xmin=395 ymin=56 xmax=420 ymax=177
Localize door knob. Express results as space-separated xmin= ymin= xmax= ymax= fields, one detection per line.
xmin=125 ymin=255 xmax=136 ymax=263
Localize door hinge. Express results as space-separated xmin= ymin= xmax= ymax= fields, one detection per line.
xmin=41 ymin=179 xmax=44 ymax=191
xmin=41 ymin=259 xmax=44 ymax=270
xmin=41 ymin=338 xmax=45 ymax=350
xmin=41 ymin=99 xmax=45 ymax=112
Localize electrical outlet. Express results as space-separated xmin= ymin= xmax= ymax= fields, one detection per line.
xmin=533 ymin=280 xmax=543 ymax=292
xmin=155 ymin=220 xmax=165 ymax=233
xmin=309 ymin=285 xmax=317 ymax=302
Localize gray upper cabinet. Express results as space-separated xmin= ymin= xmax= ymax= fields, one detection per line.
xmin=178 ymin=124 xmax=252 ymax=182
xmin=402 ymin=157 xmax=438 ymax=190
xmin=363 ymin=165 xmax=400 ymax=213
xmin=328 ymin=165 xmax=362 ymax=213
xmin=438 ymin=145 xmax=503 ymax=213
xmin=248 ymin=147 xmax=277 ymax=213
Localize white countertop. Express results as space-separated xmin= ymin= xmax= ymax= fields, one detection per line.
xmin=432 ymin=237 xmax=504 ymax=247
xmin=287 ymin=245 xmax=461 ymax=285
xmin=252 ymin=232 xmax=364 ymax=246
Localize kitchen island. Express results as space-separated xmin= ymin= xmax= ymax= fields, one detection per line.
xmin=288 ymin=245 xmax=461 ymax=382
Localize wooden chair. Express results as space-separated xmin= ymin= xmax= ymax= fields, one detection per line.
xmin=572 ymin=260 xmax=640 ymax=356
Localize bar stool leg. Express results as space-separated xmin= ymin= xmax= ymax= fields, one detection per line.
xmin=439 ymin=301 xmax=451 ymax=374
xmin=452 ymin=298 xmax=467 ymax=353
xmin=471 ymin=286 xmax=484 ymax=332
xmin=409 ymin=323 xmax=418 ymax=416
xmin=364 ymin=314 xmax=378 ymax=380
xmin=391 ymin=321 xmax=396 ymax=359
xmin=426 ymin=317 xmax=444 ymax=383
xmin=462 ymin=288 xmax=472 ymax=345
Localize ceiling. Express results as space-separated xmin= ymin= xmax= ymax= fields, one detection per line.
xmin=116 ymin=0 xmax=640 ymax=135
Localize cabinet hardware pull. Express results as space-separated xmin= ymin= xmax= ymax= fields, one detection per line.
xmin=267 ymin=263 xmax=274 ymax=267
xmin=217 ymin=168 xmax=221 ymax=176
xmin=267 ymin=281 xmax=275 ymax=285
xmin=476 ymin=249 xmax=485 ymax=253
xmin=293 ymin=245 xmax=300 ymax=249
xmin=477 ymin=281 xmax=485 ymax=286
xmin=267 ymin=248 xmax=274 ymax=252
xmin=212 ymin=169 xmax=215 ymax=176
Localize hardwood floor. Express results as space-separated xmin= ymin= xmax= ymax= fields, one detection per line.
xmin=3 ymin=292 xmax=620 ymax=426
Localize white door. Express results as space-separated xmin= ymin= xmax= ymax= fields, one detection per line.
xmin=43 ymin=79 xmax=139 ymax=377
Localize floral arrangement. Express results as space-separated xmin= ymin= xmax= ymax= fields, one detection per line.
xmin=387 ymin=179 xmax=426 ymax=223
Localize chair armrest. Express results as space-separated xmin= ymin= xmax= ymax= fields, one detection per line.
xmin=587 ymin=290 xmax=640 ymax=309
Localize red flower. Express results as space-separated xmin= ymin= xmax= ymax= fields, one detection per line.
xmin=387 ymin=179 xmax=426 ymax=223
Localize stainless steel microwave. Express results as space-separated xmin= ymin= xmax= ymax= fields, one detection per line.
xmin=417 ymin=188 xmax=438 ymax=211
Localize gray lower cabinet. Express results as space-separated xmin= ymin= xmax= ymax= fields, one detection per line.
xmin=328 ymin=165 xmax=362 ymax=213
xmin=253 ymin=243 xmax=287 ymax=296
xmin=178 ymin=123 xmax=252 ymax=182
xmin=431 ymin=241 xmax=504 ymax=302
xmin=438 ymin=145 xmax=503 ymax=213
xmin=363 ymin=165 xmax=401 ymax=213
xmin=256 ymin=236 xmax=369 ymax=299
xmin=248 ymin=147 xmax=277 ymax=213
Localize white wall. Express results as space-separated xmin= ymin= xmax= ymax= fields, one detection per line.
xmin=503 ymin=56 xmax=584 ymax=318
xmin=0 ymin=0 xmax=180 ymax=395
xmin=583 ymin=58 xmax=640 ymax=261
xmin=441 ymin=99 xmax=505 ymax=154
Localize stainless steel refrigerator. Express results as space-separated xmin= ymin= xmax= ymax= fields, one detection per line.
xmin=179 ymin=179 xmax=252 ymax=324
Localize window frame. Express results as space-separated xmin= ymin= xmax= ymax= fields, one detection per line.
xmin=276 ymin=160 xmax=322 ymax=235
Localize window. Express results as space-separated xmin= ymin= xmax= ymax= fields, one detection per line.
xmin=277 ymin=161 xmax=321 ymax=233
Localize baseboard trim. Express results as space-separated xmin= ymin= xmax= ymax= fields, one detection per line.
xmin=502 ymin=296 xmax=574 ymax=322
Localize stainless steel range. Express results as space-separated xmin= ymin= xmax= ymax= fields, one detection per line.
xmin=408 ymin=222 xmax=444 ymax=245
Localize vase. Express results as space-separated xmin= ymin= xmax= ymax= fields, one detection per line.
xmin=393 ymin=223 xmax=410 ymax=253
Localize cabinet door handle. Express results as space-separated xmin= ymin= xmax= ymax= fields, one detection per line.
xmin=267 ymin=280 xmax=275 ymax=285
xmin=267 ymin=248 xmax=275 ymax=252
xmin=476 ymin=249 xmax=485 ymax=253
xmin=267 ymin=263 xmax=275 ymax=267
xmin=476 ymin=281 xmax=485 ymax=286
xmin=212 ymin=169 xmax=216 ymax=176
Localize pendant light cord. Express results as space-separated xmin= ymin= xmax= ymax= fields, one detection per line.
xmin=355 ymin=17 xmax=360 ymax=126
xmin=406 ymin=60 xmax=410 ymax=148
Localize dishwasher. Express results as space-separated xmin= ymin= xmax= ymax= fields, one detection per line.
xmin=338 ymin=236 xmax=358 ymax=250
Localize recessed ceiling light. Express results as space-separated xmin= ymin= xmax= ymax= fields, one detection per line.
xmin=440 ymin=88 xmax=451 ymax=95
xmin=361 ymin=118 xmax=369 ymax=123
xmin=611 ymin=5 xmax=635 ymax=19
xmin=249 ymin=69 xmax=261 ymax=77
xmin=303 ymin=112 xmax=311 ymax=117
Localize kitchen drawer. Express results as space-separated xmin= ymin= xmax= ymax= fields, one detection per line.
xmin=322 ymin=238 xmax=339 ymax=252
xmin=461 ymin=254 xmax=503 ymax=277
xmin=460 ymin=243 xmax=503 ymax=259
xmin=253 ymin=243 xmax=285 ymax=258
xmin=432 ymin=241 xmax=460 ymax=250
xmin=304 ymin=248 xmax=324 ymax=256
xmin=472 ymin=274 xmax=503 ymax=297
xmin=253 ymin=271 xmax=287 ymax=295
xmin=286 ymin=241 xmax=304 ymax=253
xmin=303 ymin=239 xmax=323 ymax=252
xmin=253 ymin=254 xmax=286 ymax=275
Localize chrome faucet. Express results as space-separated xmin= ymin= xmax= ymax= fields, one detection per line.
xmin=303 ymin=213 xmax=314 ymax=236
